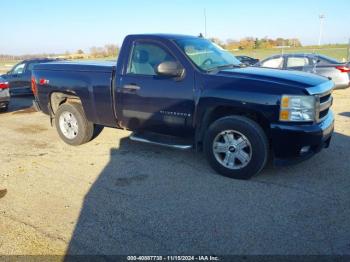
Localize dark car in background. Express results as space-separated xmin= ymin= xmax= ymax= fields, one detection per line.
xmin=236 ymin=55 xmax=259 ymax=66
xmin=1 ymin=58 xmax=60 ymax=95
xmin=256 ymin=54 xmax=350 ymax=89
xmin=0 ymin=76 xmax=10 ymax=112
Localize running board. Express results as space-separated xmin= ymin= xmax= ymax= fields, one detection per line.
xmin=129 ymin=132 xmax=193 ymax=150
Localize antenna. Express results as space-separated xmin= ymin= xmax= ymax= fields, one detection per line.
xmin=318 ymin=14 xmax=325 ymax=46
xmin=204 ymin=8 xmax=207 ymax=38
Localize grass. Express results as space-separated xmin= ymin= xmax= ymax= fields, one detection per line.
xmin=232 ymin=46 xmax=349 ymax=61
xmin=1 ymin=46 xmax=348 ymax=74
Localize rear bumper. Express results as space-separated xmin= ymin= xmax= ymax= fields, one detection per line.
xmin=0 ymin=89 xmax=10 ymax=108
xmin=333 ymin=83 xmax=350 ymax=90
xmin=271 ymin=111 xmax=334 ymax=166
xmin=333 ymin=73 xmax=350 ymax=89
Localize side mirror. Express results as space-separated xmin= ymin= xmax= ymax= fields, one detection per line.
xmin=313 ymin=58 xmax=320 ymax=64
xmin=156 ymin=61 xmax=184 ymax=77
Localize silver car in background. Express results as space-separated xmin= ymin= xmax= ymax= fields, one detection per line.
xmin=256 ymin=54 xmax=350 ymax=89
xmin=0 ymin=76 xmax=10 ymax=112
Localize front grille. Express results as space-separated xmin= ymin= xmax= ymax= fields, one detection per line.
xmin=317 ymin=90 xmax=333 ymax=122
xmin=319 ymin=108 xmax=329 ymax=119
xmin=320 ymin=93 xmax=331 ymax=104
xmin=307 ymin=81 xmax=334 ymax=123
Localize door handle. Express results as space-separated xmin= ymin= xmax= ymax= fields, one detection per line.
xmin=122 ymin=84 xmax=141 ymax=91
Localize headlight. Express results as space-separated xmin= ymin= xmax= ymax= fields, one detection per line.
xmin=279 ymin=95 xmax=316 ymax=122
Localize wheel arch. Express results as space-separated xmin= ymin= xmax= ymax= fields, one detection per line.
xmin=49 ymin=91 xmax=82 ymax=115
xmin=195 ymin=105 xmax=271 ymax=149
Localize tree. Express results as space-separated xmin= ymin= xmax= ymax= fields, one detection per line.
xmin=254 ymin=38 xmax=261 ymax=49
xmin=90 ymin=47 xmax=98 ymax=58
xmin=77 ymin=49 xmax=84 ymax=55
xmin=90 ymin=46 xmax=107 ymax=58
xmin=258 ymin=37 xmax=275 ymax=49
xmin=64 ymin=51 xmax=72 ymax=59
xmin=226 ymin=39 xmax=240 ymax=50
xmin=288 ymin=38 xmax=302 ymax=47
xmin=209 ymin=37 xmax=225 ymax=48
xmin=239 ymin=37 xmax=255 ymax=49
xmin=104 ymin=44 xmax=119 ymax=57
xmin=276 ymin=38 xmax=285 ymax=46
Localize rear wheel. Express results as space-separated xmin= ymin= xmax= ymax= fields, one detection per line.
xmin=55 ymin=102 xmax=94 ymax=146
xmin=0 ymin=103 xmax=9 ymax=113
xmin=204 ymin=116 xmax=269 ymax=179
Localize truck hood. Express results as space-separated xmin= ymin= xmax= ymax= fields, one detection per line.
xmin=218 ymin=66 xmax=328 ymax=88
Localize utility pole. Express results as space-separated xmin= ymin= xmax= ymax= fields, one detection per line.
xmin=318 ymin=14 xmax=325 ymax=46
xmin=347 ymin=38 xmax=350 ymax=62
xmin=204 ymin=8 xmax=207 ymax=38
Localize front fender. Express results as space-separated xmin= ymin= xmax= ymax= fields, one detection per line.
xmin=194 ymin=92 xmax=279 ymax=146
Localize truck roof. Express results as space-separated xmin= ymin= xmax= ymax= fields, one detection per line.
xmin=126 ymin=33 xmax=199 ymax=40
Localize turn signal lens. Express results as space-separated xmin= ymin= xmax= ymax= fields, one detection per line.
xmin=280 ymin=110 xmax=289 ymax=121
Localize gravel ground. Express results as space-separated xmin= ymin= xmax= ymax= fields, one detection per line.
xmin=0 ymin=89 xmax=349 ymax=256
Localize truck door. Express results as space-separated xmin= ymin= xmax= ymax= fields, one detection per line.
xmin=7 ymin=62 xmax=25 ymax=93
xmin=117 ymin=40 xmax=195 ymax=137
xmin=7 ymin=62 xmax=32 ymax=94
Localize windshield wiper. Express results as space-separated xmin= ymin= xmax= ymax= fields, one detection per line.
xmin=207 ymin=64 xmax=243 ymax=72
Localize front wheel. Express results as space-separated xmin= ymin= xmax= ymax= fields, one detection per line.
xmin=55 ymin=102 xmax=94 ymax=146
xmin=0 ymin=105 xmax=8 ymax=113
xmin=204 ymin=116 xmax=269 ymax=179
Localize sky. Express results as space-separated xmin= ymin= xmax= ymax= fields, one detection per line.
xmin=1 ymin=0 xmax=349 ymax=55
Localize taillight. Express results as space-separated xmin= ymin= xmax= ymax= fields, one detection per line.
xmin=0 ymin=82 xmax=9 ymax=89
xmin=31 ymin=76 xmax=37 ymax=94
xmin=39 ymin=78 xmax=49 ymax=85
xmin=336 ymin=66 xmax=350 ymax=73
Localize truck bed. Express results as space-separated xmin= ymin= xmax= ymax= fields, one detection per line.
xmin=33 ymin=60 xmax=117 ymax=127
xmin=34 ymin=60 xmax=116 ymax=73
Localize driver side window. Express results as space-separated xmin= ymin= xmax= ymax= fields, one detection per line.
xmin=286 ymin=57 xmax=309 ymax=68
xmin=127 ymin=42 xmax=176 ymax=76
xmin=12 ymin=63 xmax=25 ymax=74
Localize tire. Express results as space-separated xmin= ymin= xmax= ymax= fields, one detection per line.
xmin=204 ymin=116 xmax=269 ymax=180
xmin=55 ymin=102 xmax=94 ymax=146
xmin=0 ymin=104 xmax=9 ymax=113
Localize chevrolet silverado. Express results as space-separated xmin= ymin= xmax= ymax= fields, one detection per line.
xmin=32 ymin=34 xmax=334 ymax=179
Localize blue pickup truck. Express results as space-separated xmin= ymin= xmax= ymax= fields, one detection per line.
xmin=32 ymin=34 xmax=334 ymax=179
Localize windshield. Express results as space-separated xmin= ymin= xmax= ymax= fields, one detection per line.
xmin=175 ymin=38 xmax=241 ymax=71
xmin=317 ymin=54 xmax=340 ymax=64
